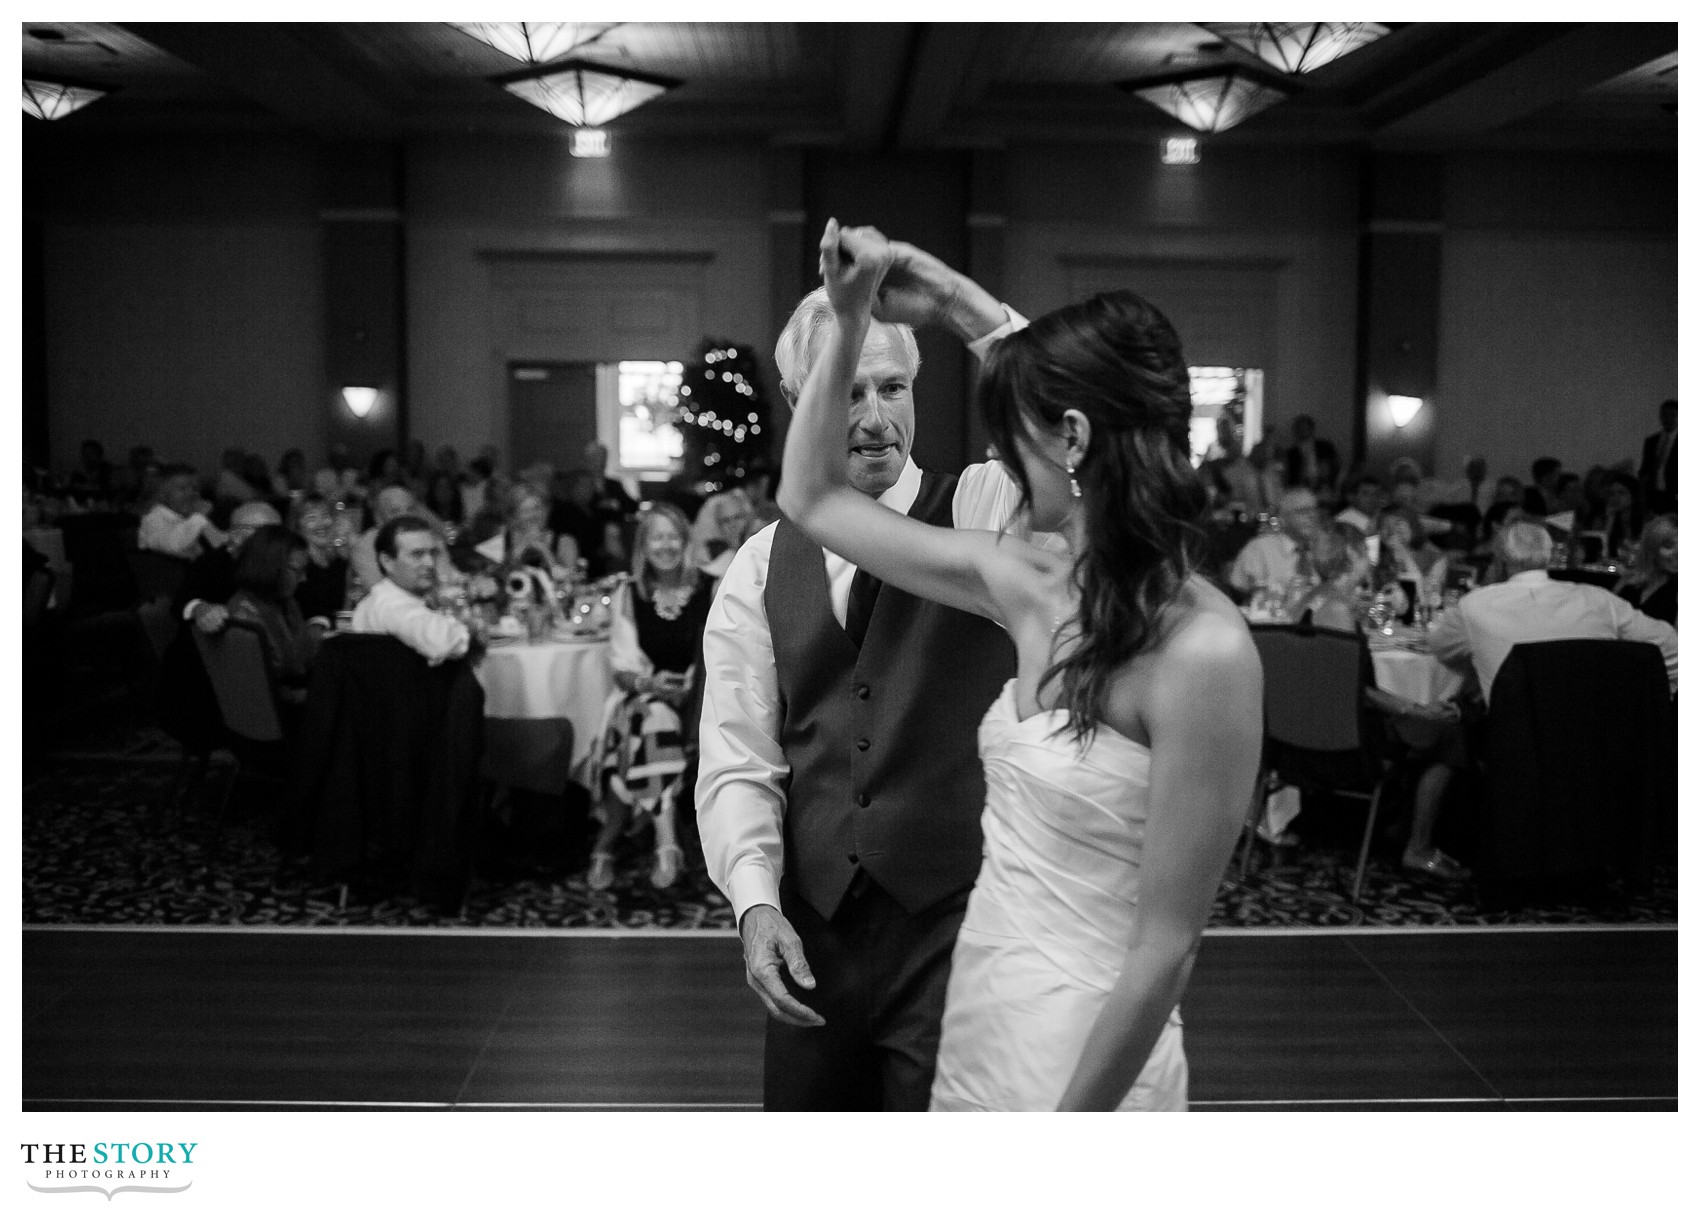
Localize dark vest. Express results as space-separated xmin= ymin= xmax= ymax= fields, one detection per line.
xmin=764 ymin=470 xmax=1017 ymax=919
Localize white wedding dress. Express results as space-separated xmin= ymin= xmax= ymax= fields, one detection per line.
xmin=929 ymin=679 xmax=1188 ymax=1111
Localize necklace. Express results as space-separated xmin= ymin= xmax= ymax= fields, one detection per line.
xmin=651 ymin=584 xmax=692 ymax=621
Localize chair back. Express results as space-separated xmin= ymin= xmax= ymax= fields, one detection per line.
xmin=1482 ymin=639 xmax=1673 ymax=888
xmin=126 ymin=548 xmax=189 ymax=604
xmin=1250 ymin=622 xmax=1371 ymax=753
xmin=192 ymin=620 xmax=285 ymax=744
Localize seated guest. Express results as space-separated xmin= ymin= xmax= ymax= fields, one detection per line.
xmin=424 ymin=471 xmax=465 ymax=534
xmin=139 ymin=465 xmax=228 ymax=559
xmin=1522 ymin=456 xmax=1563 ymax=516
xmin=1430 ymin=521 xmax=1677 ymax=705
xmin=228 ymin=525 xmax=326 ymax=707
xmin=460 ymin=454 xmax=496 ymax=526
xmin=350 ymin=516 xmax=471 ymax=665
xmin=290 ymin=495 xmax=350 ymax=621
xmin=67 ymin=438 xmax=114 ymax=500
xmin=688 ymin=488 xmax=756 ymax=580
xmin=348 ymin=486 xmax=421 ymax=603
xmin=1334 ymin=474 xmax=1386 ymax=541
xmin=1374 ymin=508 xmax=1448 ymax=614
xmin=1599 ymin=471 xmax=1645 ymax=562
xmin=181 ymin=501 xmax=281 ymax=633
xmin=1286 ymin=522 xmax=1369 ymax=631
xmin=476 ymin=481 xmax=576 ymax=572
xmin=549 ymin=469 xmax=621 ymax=577
xmin=583 ymin=439 xmax=639 ymax=517
xmin=274 ymin=448 xmax=310 ymax=498
xmin=587 ymin=504 xmax=713 ymax=892
xmin=1616 ymin=514 xmax=1677 ymax=628
xmin=1228 ymin=487 xmax=1324 ymax=598
xmin=742 ymin=460 xmax=783 ymax=530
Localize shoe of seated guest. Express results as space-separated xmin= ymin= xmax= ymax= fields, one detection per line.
xmin=586 ymin=850 xmax=617 ymax=891
xmin=650 ymin=845 xmax=684 ymax=890
xmin=1402 ymin=848 xmax=1471 ymax=881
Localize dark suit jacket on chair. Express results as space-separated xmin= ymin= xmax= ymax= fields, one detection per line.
xmin=290 ymin=634 xmax=485 ymax=910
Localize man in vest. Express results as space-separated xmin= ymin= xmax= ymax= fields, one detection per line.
xmin=697 ymin=247 xmax=1039 ymax=1110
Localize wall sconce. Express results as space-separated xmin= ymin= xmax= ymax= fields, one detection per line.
xmin=570 ymin=127 xmax=610 ymax=157
xmin=341 ymin=386 xmax=379 ymax=419
xmin=1388 ymin=395 xmax=1424 ymax=428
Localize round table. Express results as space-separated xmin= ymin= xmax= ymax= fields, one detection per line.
xmin=1368 ymin=643 xmax=1466 ymax=707
xmin=475 ymin=634 xmax=614 ymax=793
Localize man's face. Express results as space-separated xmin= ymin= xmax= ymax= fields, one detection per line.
xmin=227 ymin=504 xmax=280 ymax=553
xmin=1280 ymin=494 xmax=1322 ymax=544
xmin=375 ymin=488 xmax=415 ymax=525
xmin=1353 ymin=482 xmax=1384 ymax=516
xmin=841 ymin=323 xmax=916 ymax=497
xmin=161 ymin=475 xmax=199 ymax=516
xmin=382 ymin=530 xmax=441 ymax=597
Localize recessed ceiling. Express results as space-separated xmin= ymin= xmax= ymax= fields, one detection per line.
xmin=21 ymin=21 xmax=1677 ymax=152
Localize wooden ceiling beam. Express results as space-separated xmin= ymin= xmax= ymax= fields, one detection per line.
xmin=892 ymin=24 xmax=986 ymax=149
xmin=837 ymin=22 xmax=918 ymax=151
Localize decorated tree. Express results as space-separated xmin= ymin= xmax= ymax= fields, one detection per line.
xmin=675 ymin=337 xmax=774 ymax=494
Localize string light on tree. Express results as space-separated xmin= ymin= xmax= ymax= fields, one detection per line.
xmin=675 ymin=337 xmax=775 ymax=494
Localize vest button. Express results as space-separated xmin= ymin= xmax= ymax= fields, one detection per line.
xmin=856 ymin=737 xmax=870 ymax=751
xmin=856 ymin=793 xmax=870 ymax=808
xmin=848 ymin=852 xmax=859 ymax=865
xmin=854 ymin=684 xmax=870 ymax=699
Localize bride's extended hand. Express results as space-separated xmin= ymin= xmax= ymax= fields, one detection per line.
xmin=818 ymin=218 xmax=892 ymax=320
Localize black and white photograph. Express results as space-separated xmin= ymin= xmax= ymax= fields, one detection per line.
xmin=13 ymin=12 xmax=1684 ymax=1205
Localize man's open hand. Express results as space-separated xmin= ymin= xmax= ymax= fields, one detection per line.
xmin=739 ymin=904 xmax=825 ymax=1027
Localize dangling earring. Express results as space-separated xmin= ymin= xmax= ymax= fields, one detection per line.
xmin=1066 ymin=460 xmax=1082 ymax=499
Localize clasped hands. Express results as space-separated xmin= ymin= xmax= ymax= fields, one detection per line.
xmin=818 ymin=218 xmax=965 ymax=332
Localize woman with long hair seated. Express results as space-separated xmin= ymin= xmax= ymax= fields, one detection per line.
xmin=779 ymin=221 xmax=1261 ymax=1110
xmin=1374 ymin=507 xmax=1448 ymax=618
xmin=475 ymin=481 xmax=577 ymax=575
xmin=227 ymin=524 xmax=326 ymax=710
xmin=1617 ymin=514 xmax=1677 ymax=627
xmin=586 ymin=503 xmax=714 ymax=891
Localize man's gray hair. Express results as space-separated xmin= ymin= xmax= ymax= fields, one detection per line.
xmin=1496 ymin=519 xmax=1553 ymax=573
xmin=773 ymin=286 xmax=921 ymax=405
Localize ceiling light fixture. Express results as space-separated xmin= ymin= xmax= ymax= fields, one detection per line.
xmin=449 ymin=22 xmax=618 ymax=65
xmin=341 ymin=386 xmax=379 ymax=419
xmin=494 ymin=58 xmax=681 ymax=129
xmin=1119 ymin=65 xmax=1293 ymax=134
xmin=22 ymin=77 xmax=110 ymax=121
xmin=1205 ymin=23 xmax=1390 ymax=75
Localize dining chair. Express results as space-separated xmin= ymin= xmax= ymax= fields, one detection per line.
xmin=1241 ymin=620 xmax=1395 ymax=903
xmin=191 ymin=619 xmax=286 ymax=853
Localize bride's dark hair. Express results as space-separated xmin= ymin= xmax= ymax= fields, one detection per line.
xmin=978 ymin=289 xmax=1208 ymax=743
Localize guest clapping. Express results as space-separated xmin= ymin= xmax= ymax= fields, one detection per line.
xmin=476 ymin=482 xmax=577 ymax=575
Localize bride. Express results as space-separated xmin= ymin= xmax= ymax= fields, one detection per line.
xmin=777 ymin=220 xmax=1261 ymax=1111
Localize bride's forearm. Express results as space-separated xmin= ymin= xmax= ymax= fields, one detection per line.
xmin=777 ymin=312 xmax=866 ymax=524
xmin=1056 ymin=944 xmax=1196 ymax=1111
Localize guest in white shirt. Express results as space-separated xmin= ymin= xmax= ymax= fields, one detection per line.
xmin=350 ymin=517 xmax=470 ymax=666
xmin=138 ymin=465 xmax=227 ymax=559
xmin=347 ymin=486 xmax=452 ymax=604
xmin=1429 ymin=520 xmax=1677 ymax=705
xmin=1227 ymin=487 xmax=1324 ymax=597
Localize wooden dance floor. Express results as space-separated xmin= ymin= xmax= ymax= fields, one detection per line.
xmin=22 ymin=925 xmax=1676 ymax=1111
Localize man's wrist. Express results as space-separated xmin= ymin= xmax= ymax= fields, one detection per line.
xmin=940 ymin=279 xmax=1009 ymax=345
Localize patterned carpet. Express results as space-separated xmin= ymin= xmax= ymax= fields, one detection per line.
xmin=22 ymin=747 xmax=1676 ymax=930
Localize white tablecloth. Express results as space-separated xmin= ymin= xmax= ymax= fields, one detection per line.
xmin=1369 ymin=646 xmax=1465 ymax=707
xmin=475 ymin=636 xmax=613 ymax=791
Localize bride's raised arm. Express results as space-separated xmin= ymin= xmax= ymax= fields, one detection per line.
xmin=777 ymin=220 xmax=1048 ymax=627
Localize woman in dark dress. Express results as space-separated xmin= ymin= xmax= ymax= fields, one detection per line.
xmin=587 ymin=503 xmax=713 ymax=891
xmin=228 ymin=525 xmax=325 ymax=711
xmin=290 ymin=495 xmax=350 ymax=621
xmin=1617 ymin=514 xmax=1677 ymax=627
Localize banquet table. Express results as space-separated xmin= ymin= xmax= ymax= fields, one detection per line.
xmin=475 ymin=632 xmax=614 ymax=794
xmin=1366 ymin=628 xmax=1467 ymax=707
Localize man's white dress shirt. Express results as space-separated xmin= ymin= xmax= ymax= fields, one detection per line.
xmin=1428 ymin=569 xmax=1677 ymax=705
xmin=138 ymin=502 xmax=219 ymax=560
xmin=350 ymin=577 xmax=470 ymax=666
